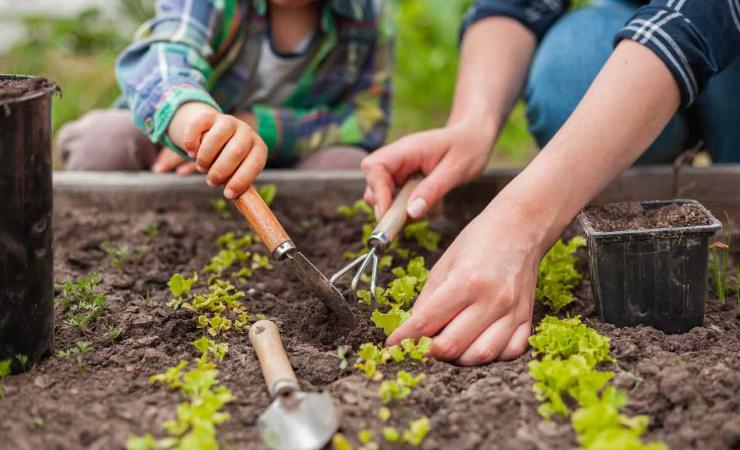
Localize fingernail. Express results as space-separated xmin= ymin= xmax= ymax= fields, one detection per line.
xmin=206 ymin=178 xmax=217 ymax=188
xmin=407 ymin=198 xmax=427 ymax=219
xmin=223 ymin=188 xmax=236 ymax=199
xmin=196 ymin=164 xmax=206 ymax=173
xmin=151 ymin=164 xmax=163 ymax=173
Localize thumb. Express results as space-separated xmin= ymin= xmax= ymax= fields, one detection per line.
xmin=406 ymin=156 xmax=463 ymax=219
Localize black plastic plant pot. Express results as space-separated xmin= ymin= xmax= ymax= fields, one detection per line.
xmin=578 ymin=200 xmax=721 ymax=334
xmin=0 ymin=75 xmax=58 ymax=372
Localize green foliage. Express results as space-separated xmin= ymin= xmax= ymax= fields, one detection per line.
xmin=354 ymin=337 xmax=432 ymax=380
xmin=183 ymin=281 xmax=245 ymax=315
xmin=402 ymin=220 xmax=441 ymax=251
xmin=536 ymin=236 xmax=586 ymax=312
xmin=0 ymin=359 xmax=11 ymax=397
xmin=134 ymin=338 xmax=233 ymax=450
xmin=15 ymin=354 xmax=29 ymax=372
xmin=332 ymin=433 xmax=353 ymax=450
xmin=378 ymin=370 xmax=426 ymax=404
xmin=529 ymin=315 xmax=612 ymax=367
xmin=528 ymin=315 xmax=665 ymax=449
xmin=337 ymin=345 xmax=350 ymax=370
xmin=337 ymin=200 xmax=375 ymax=221
xmin=100 ymin=241 xmax=148 ymax=268
xmin=57 ymin=273 xmax=108 ymax=331
xmin=257 ymin=184 xmax=277 ymax=206
xmin=378 ymin=407 xmax=392 ymax=422
xmin=709 ymin=216 xmax=738 ymax=304
xmin=106 ymin=324 xmax=123 ymax=344
xmin=143 ymin=223 xmax=159 ymax=239
xmin=402 ymin=416 xmax=431 ymax=447
xmin=210 ymin=199 xmax=232 ymax=219
xmin=371 ymin=306 xmax=410 ymax=336
xmin=382 ymin=426 xmax=400 ymax=442
xmin=56 ymin=341 xmax=92 ymax=371
xmin=168 ymin=273 xmax=198 ymax=299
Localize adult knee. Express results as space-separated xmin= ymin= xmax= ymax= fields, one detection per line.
xmin=524 ymin=1 xmax=635 ymax=147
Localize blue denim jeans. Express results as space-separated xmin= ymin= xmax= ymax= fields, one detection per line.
xmin=524 ymin=0 xmax=740 ymax=163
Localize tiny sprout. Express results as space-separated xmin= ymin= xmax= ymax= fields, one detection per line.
xmin=337 ymin=345 xmax=349 ymax=370
xmin=106 ymin=324 xmax=123 ymax=344
xmin=15 ymin=354 xmax=28 ymax=372
xmin=143 ymin=222 xmax=159 ymax=238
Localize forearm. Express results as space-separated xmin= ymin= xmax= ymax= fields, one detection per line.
xmin=448 ymin=17 xmax=536 ymax=144
xmin=491 ymin=40 xmax=681 ymax=253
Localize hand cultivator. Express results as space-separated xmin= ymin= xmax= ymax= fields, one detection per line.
xmin=234 ymin=187 xmax=355 ymax=326
xmin=249 ymin=320 xmax=339 ymax=450
xmin=330 ymin=176 xmax=421 ymax=301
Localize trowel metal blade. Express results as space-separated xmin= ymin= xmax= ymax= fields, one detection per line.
xmin=289 ymin=251 xmax=355 ymax=326
xmin=258 ymin=392 xmax=338 ymax=450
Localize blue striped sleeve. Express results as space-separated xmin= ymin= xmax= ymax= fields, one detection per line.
xmin=461 ymin=0 xmax=569 ymax=41
xmin=615 ymin=0 xmax=740 ymax=108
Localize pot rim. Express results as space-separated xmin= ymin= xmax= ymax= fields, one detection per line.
xmin=0 ymin=74 xmax=59 ymax=106
xmin=577 ymin=199 xmax=722 ymax=241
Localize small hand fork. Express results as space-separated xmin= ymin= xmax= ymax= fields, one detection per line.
xmin=330 ymin=176 xmax=421 ymax=301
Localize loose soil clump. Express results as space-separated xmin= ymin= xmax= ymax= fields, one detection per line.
xmin=0 ymin=201 xmax=736 ymax=449
xmin=585 ymin=202 xmax=711 ymax=232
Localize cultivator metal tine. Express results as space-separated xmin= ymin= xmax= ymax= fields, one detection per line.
xmin=350 ymin=247 xmax=377 ymax=293
xmin=330 ymin=253 xmax=368 ymax=285
xmin=369 ymin=252 xmax=379 ymax=302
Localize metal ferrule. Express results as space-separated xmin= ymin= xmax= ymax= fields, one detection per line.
xmin=271 ymin=378 xmax=300 ymax=399
xmin=367 ymin=231 xmax=390 ymax=252
xmin=272 ymin=240 xmax=296 ymax=261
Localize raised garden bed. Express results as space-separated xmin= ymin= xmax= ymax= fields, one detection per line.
xmin=0 ymin=170 xmax=738 ymax=449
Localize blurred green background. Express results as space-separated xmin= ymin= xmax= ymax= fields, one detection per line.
xmin=0 ymin=0 xmax=536 ymax=168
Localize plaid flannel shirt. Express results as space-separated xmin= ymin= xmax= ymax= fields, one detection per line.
xmin=116 ymin=0 xmax=393 ymax=163
xmin=462 ymin=0 xmax=740 ymax=108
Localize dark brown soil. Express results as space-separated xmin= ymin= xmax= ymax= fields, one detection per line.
xmin=585 ymin=202 xmax=711 ymax=232
xmin=0 ymin=200 xmax=737 ymax=450
xmin=0 ymin=76 xmax=58 ymax=102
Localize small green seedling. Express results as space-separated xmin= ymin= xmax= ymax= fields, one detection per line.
xmin=402 ymin=220 xmax=441 ymax=251
xmin=106 ymin=324 xmax=122 ymax=344
xmin=56 ymin=341 xmax=92 ymax=371
xmin=536 ymin=236 xmax=586 ymax=312
xmin=100 ymin=242 xmax=149 ymax=268
xmin=15 ymin=354 xmax=28 ymax=372
xmin=211 ymin=198 xmax=232 ymax=219
xmin=378 ymin=370 xmax=426 ymax=404
xmin=142 ymin=222 xmax=159 ymax=239
xmin=337 ymin=199 xmax=374 ymax=220
xmin=402 ymin=417 xmax=431 ymax=447
xmin=0 ymin=359 xmax=11 ymax=397
xmin=337 ymin=345 xmax=349 ymax=370
xmin=57 ymin=273 xmax=108 ymax=332
xmin=258 ymin=184 xmax=277 ymax=206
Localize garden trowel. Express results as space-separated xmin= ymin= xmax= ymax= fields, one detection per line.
xmin=233 ymin=187 xmax=354 ymax=326
xmin=249 ymin=319 xmax=339 ymax=450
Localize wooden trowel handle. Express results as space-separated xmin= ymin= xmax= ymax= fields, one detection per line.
xmin=249 ymin=320 xmax=298 ymax=397
xmin=233 ymin=186 xmax=291 ymax=255
xmin=373 ymin=176 xmax=422 ymax=241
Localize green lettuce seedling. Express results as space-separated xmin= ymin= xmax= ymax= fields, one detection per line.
xmin=536 ymin=236 xmax=586 ymax=312
xmin=378 ymin=370 xmax=425 ymax=404
xmin=402 ymin=416 xmax=431 ymax=447
xmin=210 ymin=198 xmax=232 ymax=219
xmin=168 ymin=273 xmax=198 ymax=299
xmin=56 ymin=341 xmax=92 ymax=371
xmin=371 ymin=306 xmax=410 ymax=336
xmin=403 ymin=220 xmax=441 ymax=251
xmin=258 ymin=184 xmax=277 ymax=206
xmin=337 ymin=199 xmax=374 ymax=220
xmin=0 ymin=359 xmax=11 ymax=397
xmin=529 ymin=315 xmax=612 ymax=367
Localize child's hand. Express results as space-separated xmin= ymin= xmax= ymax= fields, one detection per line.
xmin=151 ymin=148 xmax=198 ymax=175
xmin=168 ymin=102 xmax=268 ymax=199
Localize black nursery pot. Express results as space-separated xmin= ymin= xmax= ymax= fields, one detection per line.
xmin=578 ymin=200 xmax=721 ymax=334
xmin=0 ymin=75 xmax=58 ymax=372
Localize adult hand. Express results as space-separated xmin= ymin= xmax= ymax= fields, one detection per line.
xmin=386 ymin=202 xmax=544 ymax=365
xmin=168 ymin=102 xmax=268 ymax=199
xmin=151 ymin=148 xmax=198 ymax=175
xmin=361 ymin=121 xmax=494 ymax=220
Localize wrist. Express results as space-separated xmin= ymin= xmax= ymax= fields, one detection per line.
xmin=168 ymin=102 xmax=219 ymax=148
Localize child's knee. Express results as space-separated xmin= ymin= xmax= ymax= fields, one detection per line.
xmin=57 ymin=109 xmax=157 ymax=171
